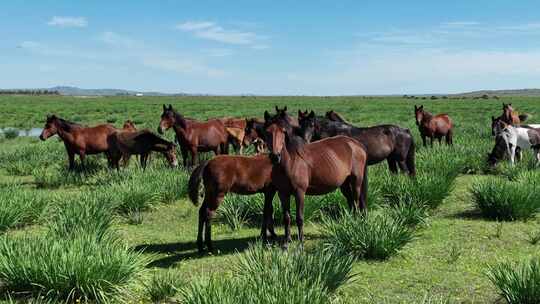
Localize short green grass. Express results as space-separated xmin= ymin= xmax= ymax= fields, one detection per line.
xmin=1 ymin=95 xmax=540 ymax=303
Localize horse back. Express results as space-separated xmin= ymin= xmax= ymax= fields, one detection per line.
xmin=72 ymin=124 xmax=116 ymax=154
xmin=187 ymin=120 xmax=228 ymax=147
xmin=206 ymin=155 xmax=273 ymax=194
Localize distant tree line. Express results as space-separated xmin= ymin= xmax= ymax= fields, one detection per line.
xmin=0 ymin=90 xmax=60 ymax=95
xmin=402 ymin=94 xmax=498 ymax=100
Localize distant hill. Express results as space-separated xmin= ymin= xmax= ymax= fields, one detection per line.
xmin=456 ymin=89 xmax=540 ymax=97
xmin=48 ymin=86 xmax=185 ymax=96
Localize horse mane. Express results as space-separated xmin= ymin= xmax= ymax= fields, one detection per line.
xmin=326 ymin=111 xmax=349 ymax=124
xmin=56 ymin=117 xmax=81 ymax=132
xmin=171 ymin=109 xmax=188 ymax=129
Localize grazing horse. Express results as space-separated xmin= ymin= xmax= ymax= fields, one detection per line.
xmin=39 ymin=115 xmax=116 ymax=170
xmin=487 ymin=122 xmax=540 ymax=166
xmin=188 ymin=155 xmax=278 ymax=252
xmin=298 ymin=110 xmax=416 ymax=176
xmin=263 ymin=112 xmax=368 ymax=247
xmin=414 ymin=105 xmax=453 ymax=146
xmin=108 ymin=129 xmax=178 ymax=169
xmin=158 ymin=104 xmax=229 ymax=167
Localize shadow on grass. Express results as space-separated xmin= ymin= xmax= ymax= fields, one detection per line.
xmin=137 ymin=233 xmax=322 ymax=268
xmin=447 ymin=208 xmax=486 ymax=220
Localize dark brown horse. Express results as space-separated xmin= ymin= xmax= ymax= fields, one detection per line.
xmin=243 ymin=118 xmax=267 ymax=153
xmin=264 ymin=112 xmax=368 ymax=247
xmin=325 ymin=110 xmax=349 ymax=123
xmin=188 ymin=154 xmax=278 ymax=252
xmin=158 ymin=104 xmax=229 ymax=167
xmin=39 ymin=115 xmax=116 ymax=170
xmin=414 ymin=105 xmax=453 ymax=146
xmin=108 ymin=129 xmax=178 ymax=169
xmin=274 ymin=106 xmax=299 ymax=127
xmin=298 ymin=110 xmax=416 ymax=176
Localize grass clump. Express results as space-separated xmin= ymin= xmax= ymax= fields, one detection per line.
xmin=486 ymin=257 xmax=540 ymax=304
xmin=144 ymin=270 xmax=184 ymax=303
xmin=0 ymin=234 xmax=147 ymax=303
xmin=0 ymin=186 xmax=49 ymax=232
xmin=181 ymin=244 xmax=354 ymax=304
xmin=471 ymin=178 xmax=540 ymax=221
xmin=320 ymin=210 xmax=415 ymax=260
xmin=2 ymin=128 xmax=19 ymax=139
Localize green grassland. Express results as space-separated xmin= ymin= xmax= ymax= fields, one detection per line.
xmin=1 ymin=95 xmax=540 ymax=303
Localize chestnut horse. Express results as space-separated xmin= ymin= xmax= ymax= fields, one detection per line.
xmin=298 ymin=110 xmax=416 ymax=176
xmin=39 ymin=115 xmax=116 ymax=170
xmin=264 ymin=112 xmax=368 ymax=247
xmin=158 ymin=104 xmax=229 ymax=167
xmin=188 ymin=154 xmax=278 ymax=252
xmin=414 ymin=105 xmax=453 ymax=146
xmin=491 ymin=103 xmax=529 ymax=135
xmin=108 ymin=129 xmax=178 ymax=169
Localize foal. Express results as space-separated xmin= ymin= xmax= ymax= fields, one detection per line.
xmin=188 ymin=155 xmax=277 ymax=252
xmin=414 ymin=105 xmax=453 ymax=146
xmin=108 ymin=129 xmax=178 ymax=169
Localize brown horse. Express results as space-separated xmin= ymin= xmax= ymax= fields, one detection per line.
xmin=188 ymin=154 xmax=278 ymax=252
xmin=264 ymin=112 xmax=368 ymax=247
xmin=108 ymin=129 xmax=178 ymax=169
xmin=325 ymin=110 xmax=349 ymax=123
xmin=39 ymin=115 xmax=116 ymax=170
xmin=491 ymin=103 xmax=529 ymax=135
xmin=414 ymin=105 xmax=453 ymax=146
xmin=158 ymin=104 xmax=229 ymax=167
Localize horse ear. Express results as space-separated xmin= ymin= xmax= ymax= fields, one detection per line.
xmin=163 ymin=104 xmax=167 ymax=111
xmin=275 ymin=106 xmax=279 ymax=112
xmin=283 ymin=106 xmax=287 ymax=112
xmin=309 ymin=110 xmax=315 ymax=118
xmin=168 ymin=104 xmax=173 ymax=110
xmin=298 ymin=110 xmax=303 ymax=117
xmin=419 ymin=105 xmax=423 ymax=110
xmin=414 ymin=105 xmax=417 ymax=110
xmin=492 ymin=116 xmax=495 ymax=121
xmin=264 ymin=111 xmax=271 ymax=122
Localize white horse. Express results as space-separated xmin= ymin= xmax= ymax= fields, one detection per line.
xmin=496 ymin=124 xmax=540 ymax=165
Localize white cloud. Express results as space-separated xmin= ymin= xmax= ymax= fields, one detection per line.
xmin=47 ymin=16 xmax=87 ymax=28
xmin=18 ymin=41 xmax=40 ymax=49
xmin=176 ymin=21 xmax=267 ymax=46
xmin=99 ymin=31 xmax=139 ymax=48
xmin=142 ymin=57 xmax=225 ymax=77
xmin=204 ymin=48 xmax=234 ymax=57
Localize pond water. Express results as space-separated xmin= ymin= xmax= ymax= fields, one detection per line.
xmin=0 ymin=128 xmax=43 ymax=137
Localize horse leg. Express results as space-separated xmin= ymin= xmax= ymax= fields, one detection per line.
xmin=180 ymin=147 xmax=188 ymax=168
xmin=437 ymin=136 xmax=442 ymax=145
xmin=510 ymin=145 xmax=516 ymax=165
xmin=293 ymin=190 xmax=305 ymax=245
xmin=387 ymin=157 xmax=398 ymax=174
xmin=340 ymin=182 xmax=355 ymax=211
xmin=204 ymin=193 xmax=221 ymax=253
xmin=352 ymin=165 xmax=368 ymax=211
xmin=141 ymin=153 xmax=148 ymax=170
xmin=515 ymin=147 xmax=522 ymax=162
xmin=446 ymin=129 xmax=453 ymax=145
xmin=79 ymin=151 xmax=86 ymax=171
xmin=67 ymin=150 xmax=75 ymax=170
xmin=430 ymin=136 xmax=434 ymax=147
xmin=197 ymin=203 xmax=207 ymax=253
xmin=535 ymin=148 xmax=540 ymax=165
xmin=278 ymin=191 xmax=292 ymax=248
xmin=421 ymin=135 xmax=427 ymax=147
xmin=190 ymin=147 xmax=198 ymax=167
xmin=261 ymin=189 xmax=277 ymax=242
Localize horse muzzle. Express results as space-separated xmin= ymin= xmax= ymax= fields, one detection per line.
xmin=157 ymin=127 xmax=164 ymax=135
xmin=39 ymin=134 xmax=46 ymax=141
xmin=269 ymin=153 xmax=281 ymax=164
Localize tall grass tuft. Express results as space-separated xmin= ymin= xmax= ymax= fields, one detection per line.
xmin=320 ymin=210 xmax=415 ymax=260
xmin=0 ymin=186 xmax=49 ymax=232
xmin=181 ymin=244 xmax=354 ymax=304
xmin=486 ymin=257 xmax=540 ymax=304
xmin=0 ymin=234 xmax=147 ymax=303
xmin=144 ymin=270 xmax=184 ymax=303
xmin=471 ymin=177 xmax=540 ymax=221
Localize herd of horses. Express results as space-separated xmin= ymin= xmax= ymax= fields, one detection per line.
xmin=37 ymin=102 xmax=539 ymax=252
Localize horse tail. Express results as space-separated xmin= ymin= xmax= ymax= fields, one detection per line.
xmin=519 ymin=113 xmax=529 ymax=122
xmin=188 ymin=160 xmax=208 ymax=206
xmin=405 ymin=129 xmax=416 ymax=177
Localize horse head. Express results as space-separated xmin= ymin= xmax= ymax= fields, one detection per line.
xmin=414 ymin=105 xmax=424 ymax=126
xmin=159 ymin=104 xmax=185 ymax=134
xmin=39 ymin=114 xmax=59 ymax=141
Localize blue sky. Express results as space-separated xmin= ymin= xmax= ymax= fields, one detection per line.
xmin=1 ymin=0 xmax=540 ymax=95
